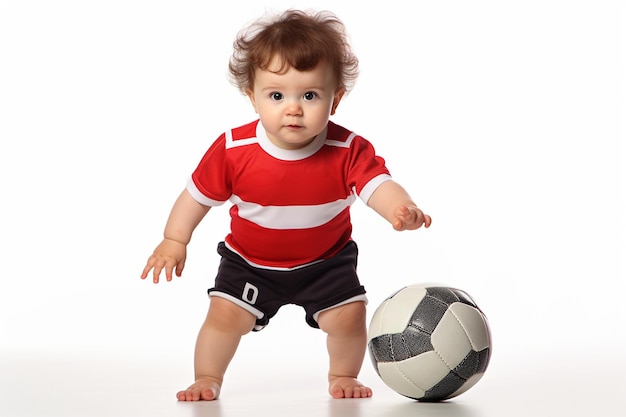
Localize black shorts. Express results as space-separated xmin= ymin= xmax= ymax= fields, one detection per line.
xmin=208 ymin=241 xmax=367 ymax=331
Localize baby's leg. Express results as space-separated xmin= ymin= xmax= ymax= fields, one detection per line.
xmin=317 ymin=301 xmax=372 ymax=399
xmin=176 ymin=296 xmax=256 ymax=401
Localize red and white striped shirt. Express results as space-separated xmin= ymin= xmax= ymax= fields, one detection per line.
xmin=187 ymin=119 xmax=391 ymax=269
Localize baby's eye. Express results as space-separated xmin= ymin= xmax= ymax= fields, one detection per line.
xmin=270 ymin=92 xmax=283 ymax=101
xmin=303 ymin=91 xmax=318 ymax=101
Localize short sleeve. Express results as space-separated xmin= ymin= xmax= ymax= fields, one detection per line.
xmin=347 ymin=136 xmax=392 ymax=203
xmin=187 ymin=134 xmax=232 ymax=206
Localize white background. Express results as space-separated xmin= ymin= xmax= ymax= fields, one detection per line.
xmin=0 ymin=1 xmax=624 ymax=416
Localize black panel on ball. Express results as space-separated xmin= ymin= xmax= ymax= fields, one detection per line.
xmin=425 ymin=287 xmax=459 ymax=305
xmin=421 ymin=371 xmax=465 ymax=402
xmin=454 ymin=349 xmax=487 ymax=379
xmin=449 ymin=288 xmax=479 ymax=308
xmin=409 ymin=293 xmax=448 ymax=334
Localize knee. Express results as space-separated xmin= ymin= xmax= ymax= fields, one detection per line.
xmin=206 ymin=296 xmax=256 ymax=336
xmin=317 ymin=302 xmax=367 ymax=336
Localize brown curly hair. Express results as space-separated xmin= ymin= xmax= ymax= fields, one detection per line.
xmin=228 ymin=9 xmax=359 ymax=95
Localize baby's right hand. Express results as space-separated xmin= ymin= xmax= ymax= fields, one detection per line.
xmin=141 ymin=239 xmax=187 ymax=283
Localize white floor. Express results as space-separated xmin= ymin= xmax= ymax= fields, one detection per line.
xmin=1 ymin=346 xmax=624 ymax=417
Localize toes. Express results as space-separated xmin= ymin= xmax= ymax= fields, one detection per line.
xmin=329 ymin=379 xmax=373 ymax=399
xmin=354 ymin=386 xmax=372 ymax=398
xmin=176 ymin=389 xmax=198 ymax=401
xmin=176 ymin=386 xmax=217 ymax=401
xmin=330 ymin=386 xmax=345 ymax=399
xmin=200 ymin=388 xmax=217 ymax=401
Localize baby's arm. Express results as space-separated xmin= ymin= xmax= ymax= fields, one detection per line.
xmin=367 ymin=180 xmax=431 ymax=231
xmin=141 ymin=189 xmax=211 ymax=283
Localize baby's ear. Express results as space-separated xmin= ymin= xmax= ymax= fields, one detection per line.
xmin=246 ymin=89 xmax=259 ymax=113
xmin=330 ymin=88 xmax=345 ymax=115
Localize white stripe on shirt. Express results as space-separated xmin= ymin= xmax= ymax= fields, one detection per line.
xmin=230 ymin=194 xmax=357 ymax=230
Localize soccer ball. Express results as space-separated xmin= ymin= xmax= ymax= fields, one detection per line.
xmin=368 ymin=284 xmax=491 ymax=401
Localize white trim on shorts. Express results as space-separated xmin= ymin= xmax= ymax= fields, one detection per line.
xmin=312 ymin=294 xmax=369 ymax=324
xmin=209 ymin=291 xmax=267 ymax=331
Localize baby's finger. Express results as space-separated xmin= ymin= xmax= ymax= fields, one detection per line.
xmin=140 ymin=263 xmax=152 ymax=280
xmin=424 ymin=214 xmax=432 ymax=228
xmin=397 ymin=205 xmax=411 ymax=218
xmin=151 ymin=260 xmax=167 ymax=284
xmin=175 ymin=260 xmax=186 ymax=277
xmin=141 ymin=256 xmax=159 ymax=280
xmin=165 ymin=262 xmax=175 ymax=281
xmin=392 ymin=217 xmax=407 ymax=231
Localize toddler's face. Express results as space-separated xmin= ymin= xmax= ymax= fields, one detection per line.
xmin=246 ymin=57 xmax=344 ymax=150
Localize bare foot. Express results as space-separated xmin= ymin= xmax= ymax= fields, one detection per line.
xmin=176 ymin=378 xmax=221 ymax=401
xmin=329 ymin=376 xmax=372 ymax=399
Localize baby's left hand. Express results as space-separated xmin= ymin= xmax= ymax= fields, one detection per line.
xmin=392 ymin=205 xmax=432 ymax=231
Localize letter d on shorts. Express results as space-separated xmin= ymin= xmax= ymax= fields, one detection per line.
xmin=242 ymin=282 xmax=259 ymax=304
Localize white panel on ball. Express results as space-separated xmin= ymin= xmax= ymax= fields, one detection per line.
xmin=448 ymin=302 xmax=490 ymax=351
xmin=377 ymin=351 xmax=450 ymax=396
xmin=368 ymin=285 xmax=427 ymax=337
xmin=431 ymin=308 xmax=473 ymax=369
